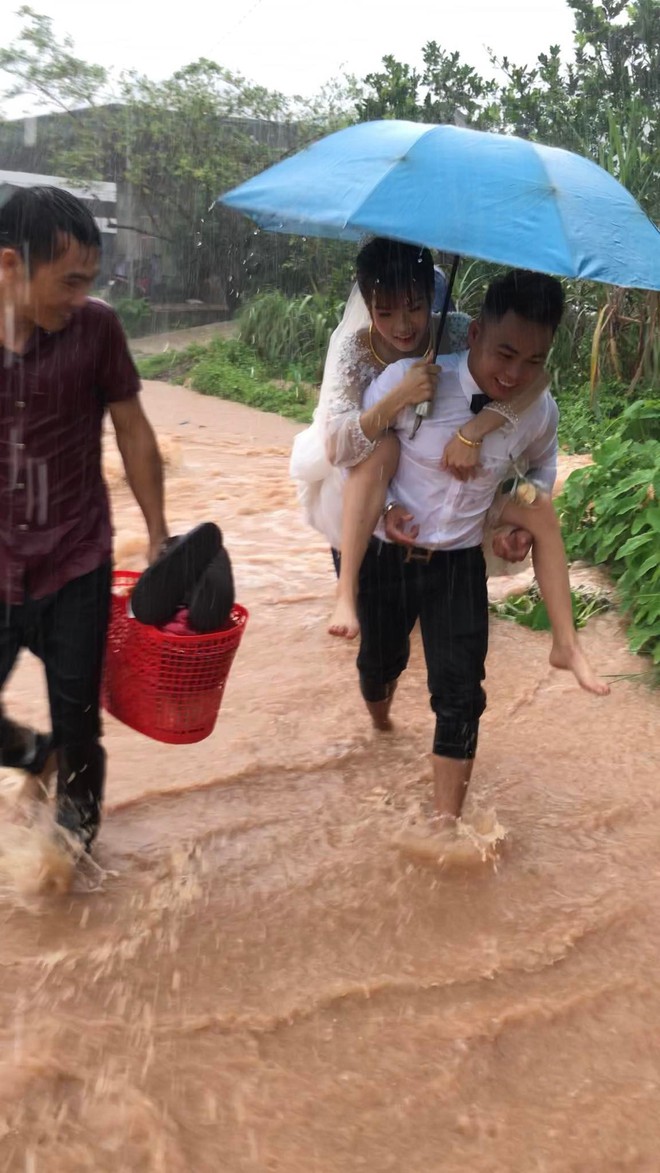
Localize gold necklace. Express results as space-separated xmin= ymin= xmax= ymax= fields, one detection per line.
xmin=368 ymin=323 xmax=433 ymax=368
xmin=368 ymin=323 xmax=387 ymax=367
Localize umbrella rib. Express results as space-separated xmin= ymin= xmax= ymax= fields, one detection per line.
xmin=347 ymin=124 xmax=440 ymax=240
xmin=531 ymin=144 xmax=576 ymax=278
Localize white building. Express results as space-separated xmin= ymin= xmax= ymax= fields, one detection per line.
xmin=0 ymin=169 xmax=118 ymax=278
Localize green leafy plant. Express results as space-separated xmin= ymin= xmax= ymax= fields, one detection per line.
xmin=491 ymin=584 xmax=611 ymax=631
xmin=559 ymin=400 xmax=660 ymax=665
xmin=555 ymin=383 xmax=627 ymax=453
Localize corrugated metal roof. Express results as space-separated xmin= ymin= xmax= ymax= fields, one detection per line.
xmin=0 ymin=170 xmax=116 ymax=203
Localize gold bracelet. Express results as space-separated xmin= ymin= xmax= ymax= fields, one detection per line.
xmin=456 ymin=428 xmax=483 ymax=449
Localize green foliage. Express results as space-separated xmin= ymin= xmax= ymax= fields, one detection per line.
xmin=113 ymin=297 xmax=151 ymax=338
xmin=354 ymin=0 xmax=659 ymax=217
xmin=2 ymin=1 xmax=658 ymax=385
xmin=493 ymin=1 xmax=659 ymax=224
xmin=136 ymin=343 xmax=207 ymax=384
xmin=237 ymin=291 xmax=344 ymax=383
xmin=0 ymin=13 xmax=355 ymax=304
xmin=559 ymin=400 xmax=660 ymax=664
xmin=356 ymin=43 xmax=499 ymax=128
xmin=0 ymin=6 xmax=108 ymax=111
xmin=555 ymin=385 xmax=627 ymax=453
xmin=452 ymin=259 xmax=503 ymax=315
xmin=112 ymin=61 xmax=296 ymax=301
xmin=268 ymin=237 xmax=355 ymax=300
xmin=491 ymin=584 xmax=611 ymax=631
xmin=356 ymin=56 xmax=425 ymax=123
xmin=137 ymin=338 xmax=314 ymax=422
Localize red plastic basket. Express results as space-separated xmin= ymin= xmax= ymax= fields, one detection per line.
xmin=102 ymin=570 xmax=248 ymax=745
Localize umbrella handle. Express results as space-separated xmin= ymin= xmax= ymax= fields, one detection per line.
xmin=410 ymin=403 xmax=426 ymax=441
xmin=410 ymin=400 xmax=428 ymax=439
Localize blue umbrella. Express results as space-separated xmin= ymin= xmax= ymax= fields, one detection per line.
xmin=220 ymin=120 xmax=660 ymax=292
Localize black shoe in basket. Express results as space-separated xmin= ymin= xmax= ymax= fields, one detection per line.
xmin=188 ymin=546 xmax=235 ymax=633
xmin=130 ymin=523 xmax=222 ymax=627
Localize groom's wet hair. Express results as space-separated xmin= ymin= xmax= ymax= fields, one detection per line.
xmin=356 ymin=237 xmax=435 ymax=308
xmin=0 ymin=185 xmax=101 ymax=273
xmin=482 ymin=270 xmax=565 ymax=335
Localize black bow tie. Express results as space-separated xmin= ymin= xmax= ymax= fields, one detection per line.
xmin=470 ymin=393 xmax=492 ymax=414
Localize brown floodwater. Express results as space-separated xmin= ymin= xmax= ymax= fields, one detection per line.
xmin=0 ymin=381 xmax=658 ymax=1172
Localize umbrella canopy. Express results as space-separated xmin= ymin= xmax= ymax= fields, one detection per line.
xmin=220 ymin=120 xmax=660 ymax=291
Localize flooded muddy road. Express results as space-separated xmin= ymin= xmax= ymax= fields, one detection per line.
xmin=1 ymin=381 xmax=658 ymax=1172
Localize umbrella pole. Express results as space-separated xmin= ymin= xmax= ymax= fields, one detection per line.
xmin=411 ymin=254 xmax=460 ymax=439
xmin=432 ymin=253 xmax=461 ymax=361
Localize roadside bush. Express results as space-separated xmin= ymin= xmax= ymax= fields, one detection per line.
xmin=138 ymin=338 xmax=314 ymax=423
xmin=114 ymin=297 xmax=151 ymax=338
xmin=559 ymin=400 xmax=660 ymax=665
xmin=555 ymin=384 xmax=627 ymax=453
xmin=237 ymin=291 xmax=344 ymax=383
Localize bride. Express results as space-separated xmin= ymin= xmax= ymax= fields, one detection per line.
xmin=290 ymin=238 xmax=540 ymax=639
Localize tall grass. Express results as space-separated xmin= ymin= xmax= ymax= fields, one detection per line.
xmin=237 ymin=290 xmax=344 ymax=383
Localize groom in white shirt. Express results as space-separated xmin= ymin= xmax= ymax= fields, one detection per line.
xmin=357 ymin=269 xmax=564 ymax=823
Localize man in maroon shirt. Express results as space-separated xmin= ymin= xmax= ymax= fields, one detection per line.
xmin=0 ymin=185 xmax=169 ymax=851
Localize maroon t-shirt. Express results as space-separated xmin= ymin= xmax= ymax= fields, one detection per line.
xmin=0 ymin=298 xmax=140 ymax=604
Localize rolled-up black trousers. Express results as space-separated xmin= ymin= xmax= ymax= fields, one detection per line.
xmin=356 ymin=540 xmax=488 ymax=759
xmin=0 ymin=562 xmax=111 ymax=809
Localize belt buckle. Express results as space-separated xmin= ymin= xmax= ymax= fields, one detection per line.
xmin=404 ymin=546 xmax=433 ymax=564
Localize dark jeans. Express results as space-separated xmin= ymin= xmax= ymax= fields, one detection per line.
xmin=356 ymin=540 xmax=488 ymax=759
xmin=0 ymin=562 xmax=111 ymax=818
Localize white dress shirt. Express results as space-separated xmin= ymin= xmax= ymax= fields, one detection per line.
xmin=363 ymin=351 xmax=559 ymax=551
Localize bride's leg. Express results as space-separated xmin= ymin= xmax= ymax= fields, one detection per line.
xmin=329 ymin=432 xmax=400 ymax=640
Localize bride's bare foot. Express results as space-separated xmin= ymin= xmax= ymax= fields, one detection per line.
xmin=550 ymin=640 xmax=610 ymax=696
xmin=328 ymin=595 xmax=360 ymax=640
